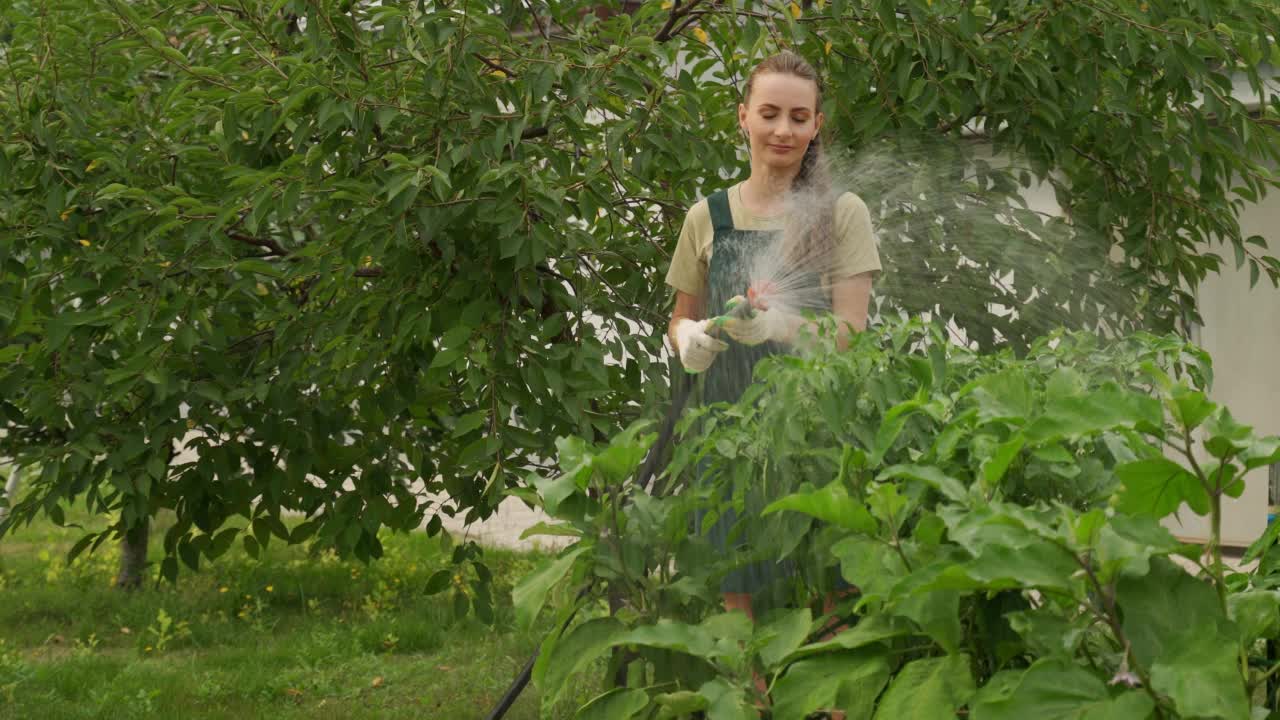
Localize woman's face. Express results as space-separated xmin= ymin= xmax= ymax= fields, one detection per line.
xmin=738 ymin=72 xmax=824 ymax=172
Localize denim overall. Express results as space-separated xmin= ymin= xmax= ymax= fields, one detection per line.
xmin=696 ymin=189 xmax=832 ymax=596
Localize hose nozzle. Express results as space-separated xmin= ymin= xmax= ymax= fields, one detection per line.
xmin=707 ymin=294 xmax=755 ymax=335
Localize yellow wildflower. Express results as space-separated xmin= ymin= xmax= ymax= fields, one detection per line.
xmin=266 ymin=585 xmax=274 ymax=593
xmin=79 ymin=239 xmax=91 ymax=247
xmin=693 ymin=27 xmax=709 ymax=44
xmin=789 ymin=2 xmax=801 ymax=19
xmin=219 ymin=586 xmax=228 ymax=593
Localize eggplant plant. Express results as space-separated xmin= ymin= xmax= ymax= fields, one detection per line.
xmin=515 ymin=319 xmax=1280 ymax=720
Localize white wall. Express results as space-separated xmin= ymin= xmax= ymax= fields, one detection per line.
xmin=1163 ymin=199 xmax=1280 ymax=546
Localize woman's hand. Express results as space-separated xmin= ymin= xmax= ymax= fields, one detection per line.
xmin=719 ymin=297 xmax=802 ymax=346
xmin=723 ymin=269 xmax=874 ymax=349
xmin=673 ymin=318 xmax=728 ymax=372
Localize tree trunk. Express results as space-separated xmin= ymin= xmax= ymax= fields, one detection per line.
xmin=115 ymin=517 xmax=150 ymax=590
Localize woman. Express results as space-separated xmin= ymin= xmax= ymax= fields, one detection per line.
xmin=665 ymin=51 xmax=881 ymax=623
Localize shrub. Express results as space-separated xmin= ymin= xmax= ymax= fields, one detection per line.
xmin=517 ymin=320 xmax=1280 ymax=719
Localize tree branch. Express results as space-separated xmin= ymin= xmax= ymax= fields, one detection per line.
xmin=473 ymin=53 xmax=518 ymax=78
xmin=227 ymin=231 xmax=288 ymax=256
xmin=654 ymin=0 xmax=707 ymax=42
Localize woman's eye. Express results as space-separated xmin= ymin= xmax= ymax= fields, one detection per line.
xmin=761 ymin=113 xmax=776 ymax=119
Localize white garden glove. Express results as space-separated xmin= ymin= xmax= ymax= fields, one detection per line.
xmin=673 ymin=318 xmax=728 ymax=373
xmin=719 ymin=295 xmax=804 ymax=347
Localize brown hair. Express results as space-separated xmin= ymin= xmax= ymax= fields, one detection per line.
xmin=743 ymin=51 xmax=834 ymax=271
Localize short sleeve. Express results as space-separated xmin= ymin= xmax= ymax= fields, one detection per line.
xmin=832 ymin=192 xmax=881 ymax=278
xmin=665 ymin=201 xmax=711 ymax=297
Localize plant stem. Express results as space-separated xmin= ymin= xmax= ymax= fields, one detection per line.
xmin=1210 ymin=490 xmax=1227 ymax=612
xmin=1256 ymin=660 xmax=1280 ymax=685
xmin=1074 ymin=554 xmax=1166 ymax=715
xmin=1180 ymin=428 xmax=1229 ymax=615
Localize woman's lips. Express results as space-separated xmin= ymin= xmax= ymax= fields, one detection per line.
xmin=768 ymin=144 xmax=794 ymax=152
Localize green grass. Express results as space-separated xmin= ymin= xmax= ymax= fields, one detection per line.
xmin=0 ymin=507 xmax=603 ymax=719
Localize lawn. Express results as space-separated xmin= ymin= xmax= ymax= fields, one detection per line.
xmin=0 ymin=506 xmax=600 ymax=719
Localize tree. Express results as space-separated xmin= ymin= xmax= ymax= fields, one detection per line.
xmin=2 ymin=0 xmax=1278 ymax=583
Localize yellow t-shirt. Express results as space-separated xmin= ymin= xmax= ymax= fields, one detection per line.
xmin=665 ymin=182 xmax=881 ymax=298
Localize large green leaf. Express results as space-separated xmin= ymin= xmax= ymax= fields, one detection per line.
xmin=941 ymin=505 xmax=1078 ymax=591
xmin=592 ymin=421 xmax=656 ymax=484
xmin=756 ymin=608 xmax=813 ymax=669
xmin=1114 ymin=458 xmax=1210 ymax=517
xmin=1005 ymin=612 xmax=1087 ymax=658
xmin=654 ymin=690 xmax=707 ymax=716
xmin=787 ymin=613 xmax=915 ymax=661
xmin=512 ymin=544 xmax=588 ymax=629
xmin=1092 ymin=513 xmax=1187 ymax=581
xmin=1025 ymin=385 xmax=1163 ymax=443
xmin=969 ymin=658 xmax=1154 ymax=719
xmin=575 ymin=688 xmax=650 ymax=720
xmin=1228 ymin=590 xmax=1280 ymax=643
xmin=870 ymin=398 xmax=925 ymax=466
xmin=771 ymin=649 xmax=890 ymax=720
xmin=878 ymin=464 xmax=968 ymax=503
xmin=1117 ymin=558 xmax=1250 ymax=719
xmin=982 ymin=434 xmax=1026 ymax=487
xmin=832 ymin=536 xmax=904 ymax=603
xmin=833 ymin=661 xmax=893 ymax=720
xmin=697 ymin=678 xmax=756 ymax=720
xmin=534 ymin=617 xmax=626 ymax=711
xmin=763 ymin=481 xmax=876 ymax=533
xmin=611 ymin=615 xmax=750 ymax=661
xmin=872 ymin=654 xmax=974 ymax=720
xmin=892 ymin=589 xmax=963 ymax=654
xmin=1169 ymin=384 xmax=1217 ymax=433
xmin=960 ymin=541 xmax=1078 ymax=592
xmin=970 ymin=369 xmax=1034 ymax=423
xmin=1243 ymin=517 xmax=1280 ymax=563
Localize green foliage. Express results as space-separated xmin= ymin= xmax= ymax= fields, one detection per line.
xmin=970 ymin=658 xmax=1155 ymax=720
xmin=3 ymin=0 xmax=1280 ymax=590
xmin=1 ymin=0 xmax=698 ymax=576
xmin=518 ymin=319 xmax=1280 ymax=719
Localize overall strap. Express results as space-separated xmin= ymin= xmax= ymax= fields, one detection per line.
xmin=707 ymin=189 xmax=735 ymax=233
